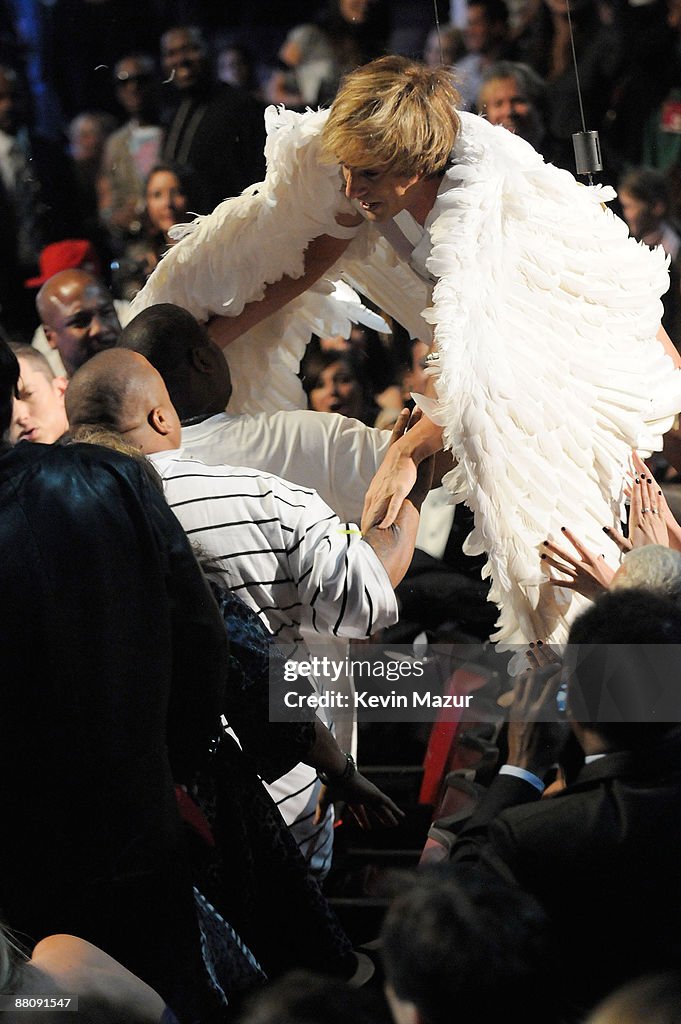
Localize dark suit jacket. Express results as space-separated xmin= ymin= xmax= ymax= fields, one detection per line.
xmin=450 ymin=737 xmax=681 ymax=1015
xmin=0 ymin=441 xmax=228 ymax=1016
xmin=162 ymin=82 xmax=267 ymax=215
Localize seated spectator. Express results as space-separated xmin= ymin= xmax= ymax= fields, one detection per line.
xmin=0 ymin=923 xmax=173 ymax=1024
xmin=450 ymin=588 xmax=681 ymax=1016
xmin=381 ymin=867 xmax=558 ymax=1024
xmin=26 ymin=243 xmax=126 ymax=376
xmin=98 ymin=54 xmax=162 ymax=253
xmin=476 ymin=59 xmax=547 ymax=152
xmin=7 ymin=343 xmax=68 ymax=444
xmin=617 ymin=166 xmax=681 ymax=347
xmin=36 ymin=269 xmax=121 ymax=377
xmin=111 ymin=163 xmax=193 ymax=301
xmin=300 ymin=347 xmax=378 ymax=426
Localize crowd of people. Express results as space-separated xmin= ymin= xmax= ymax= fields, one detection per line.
xmin=2 ymin=1 xmax=681 ymax=1022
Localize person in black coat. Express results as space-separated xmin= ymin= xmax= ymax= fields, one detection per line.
xmin=449 ymin=589 xmax=681 ymax=1019
xmin=0 ymin=340 xmax=228 ymax=1022
xmin=160 ymin=25 xmax=266 ymax=215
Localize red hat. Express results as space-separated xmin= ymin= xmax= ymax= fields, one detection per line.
xmin=24 ymin=239 xmax=102 ymax=288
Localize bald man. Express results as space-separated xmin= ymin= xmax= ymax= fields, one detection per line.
xmin=66 ymin=348 xmax=428 ymax=878
xmin=36 ymin=269 xmax=121 ymax=377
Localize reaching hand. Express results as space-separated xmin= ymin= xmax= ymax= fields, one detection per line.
xmin=525 ymin=641 xmax=562 ymax=671
xmin=540 ymin=527 xmax=615 ymax=600
xmin=629 ymin=451 xmax=676 ymax=547
xmin=314 ymin=771 xmax=405 ymax=830
xmin=362 ymin=406 xmax=437 ymax=532
xmin=506 ymin=665 xmax=569 ymax=779
xmin=627 ymin=464 xmax=669 ymax=547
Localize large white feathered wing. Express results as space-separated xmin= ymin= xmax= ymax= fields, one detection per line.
xmin=418 ymin=114 xmax=681 ymax=647
xmin=129 ymin=106 xmax=388 ymax=414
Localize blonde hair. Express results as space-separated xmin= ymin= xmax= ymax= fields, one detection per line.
xmin=68 ymin=424 xmax=165 ymax=495
xmin=320 ymin=55 xmax=461 ymax=179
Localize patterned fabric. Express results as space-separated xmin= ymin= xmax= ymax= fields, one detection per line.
xmin=193 ymin=886 xmax=266 ymax=1005
xmin=184 ymin=582 xmax=356 ymax=982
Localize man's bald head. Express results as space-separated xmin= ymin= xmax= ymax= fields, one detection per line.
xmin=118 ymin=303 xmax=232 ymax=421
xmin=65 ymin=348 xmax=181 ymax=453
xmin=37 ymin=270 xmax=121 ymax=377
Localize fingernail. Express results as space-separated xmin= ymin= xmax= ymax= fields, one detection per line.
xmin=529 ymin=642 xmax=535 ymax=648
xmin=560 ymin=526 xmax=566 ymax=533
xmin=602 ymin=526 xmax=610 ymax=533
xmin=658 ymin=490 xmax=663 ymax=495
xmin=542 ymin=540 xmax=549 ymax=546
xmin=537 ymin=640 xmax=543 ymax=646
xmin=635 ymin=476 xmax=640 ymax=483
xmin=540 ymin=553 xmax=547 ymax=560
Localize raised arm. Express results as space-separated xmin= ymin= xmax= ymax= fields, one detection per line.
xmin=361 ymin=411 xmax=444 ymax=533
xmin=206 ymin=218 xmax=362 ymax=350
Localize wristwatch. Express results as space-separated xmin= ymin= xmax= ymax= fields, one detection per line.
xmin=317 ymin=751 xmax=356 ymax=786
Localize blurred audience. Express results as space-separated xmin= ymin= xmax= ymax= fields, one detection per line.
xmin=98 ymin=53 xmax=163 ymax=253
xmin=267 ymin=0 xmax=390 ymax=109
xmin=516 ymin=0 xmax=623 ymax=173
xmin=476 ymin=59 xmax=546 ymax=151
xmin=216 ymin=42 xmax=264 ymax=100
xmin=67 ymin=110 xmax=117 ymax=256
xmin=453 ymin=0 xmax=519 ymax=111
xmin=423 ymin=22 xmax=466 ymax=67
xmin=160 ymin=25 xmax=266 ymax=214
xmin=236 ymin=969 xmax=377 ymax=1024
xmin=0 ymin=63 xmax=78 ymax=341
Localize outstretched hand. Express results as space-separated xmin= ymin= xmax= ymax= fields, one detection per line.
xmin=361 ymin=408 xmax=444 ymax=532
xmin=506 ymin=665 xmax=569 ymax=779
xmin=314 ymin=771 xmax=405 ymax=831
xmin=540 ymin=527 xmax=615 ymax=600
xmin=626 ymin=458 xmax=669 ymax=547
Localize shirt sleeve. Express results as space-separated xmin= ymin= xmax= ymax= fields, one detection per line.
xmin=287 ymin=488 xmax=399 ymax=639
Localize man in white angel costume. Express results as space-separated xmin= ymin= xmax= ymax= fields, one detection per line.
xmin=130 ymin=54 xmax=681 ymax=650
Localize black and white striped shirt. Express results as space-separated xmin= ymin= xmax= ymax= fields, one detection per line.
xmin=148 ymin=450 xmax=398 ymax=643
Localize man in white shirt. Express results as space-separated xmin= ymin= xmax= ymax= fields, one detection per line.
xmin=65 ymin=348 xmax=429 ymax=877
xmin=117 ymin=302 xmax=392 ymax=523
